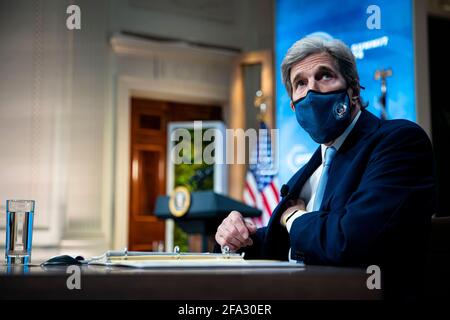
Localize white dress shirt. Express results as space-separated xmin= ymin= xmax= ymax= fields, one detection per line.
xmin=286 ymin=110 xmax=361 ymax=261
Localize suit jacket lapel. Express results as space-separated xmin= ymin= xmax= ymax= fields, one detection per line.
xmin=268 ymin=146 xmax=322 ymax=226
xmin=338 ymin=109 xmax=380 ymax=155
xmin=289 ymin=147 xmax=322 ymax=199
xmin=320 ymin=109 xmax=381 ymax=209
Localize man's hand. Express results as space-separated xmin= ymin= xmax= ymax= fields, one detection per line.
xmin=280 ymin=199 xmax=306 ymax=227
xmin=215 ymin=211 xmax=257 ymax=252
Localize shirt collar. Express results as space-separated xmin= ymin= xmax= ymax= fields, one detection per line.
xmin=321 ymin=110 xmax=362 ymax=161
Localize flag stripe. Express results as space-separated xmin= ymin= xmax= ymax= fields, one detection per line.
xmin=243 ymin=120 xmax=280 ymax=228
xmin=261 ymin=193 xmax=273 ymax=219
xmin=243 ymin=189 xmax=255 ymax=207
xmin=270 ymin=182 xmax=280 ymax=202
xmin=246 ymin=172 xmax=258 ymax=195
xmin=263 ymin=185 xmax=278 ymax=212
xmin=244 ymin=181 xmax=257 ymax=204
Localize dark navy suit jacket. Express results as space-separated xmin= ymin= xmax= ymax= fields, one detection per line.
xmin=242 ymin=109 xmax=436 ymax=269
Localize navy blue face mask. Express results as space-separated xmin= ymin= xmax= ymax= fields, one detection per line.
xmin=293 ymin=88 xmax=352 ymax=144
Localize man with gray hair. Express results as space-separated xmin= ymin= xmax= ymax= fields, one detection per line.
xmin=215 ymin=36 xmax=435 ymax=298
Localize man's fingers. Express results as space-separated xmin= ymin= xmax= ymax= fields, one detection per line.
xmin=230 ymin=215 xmax=249 ymax=239
xmin=229 ymin=210 xmax=243 ymax=220
xmin=221 ymin=233 xmax=241 ymax=249
xmin=215 ymin=211 xmax=258 ymax=252
xmin=219 ymin=223 xmax=247 ymax=247
xmin=223 ymin=220 xmax=248 ymax=246
xmin=217 ymin=225 xmax=242 ymax=248
xmin=215 ymin=231 xmax=237 ymax=251
xmin=216 ymin=234 xmax=238 ymax=251
xmin=223 ymin=238 xmax=240 ymax=250
xmin=244 ymin=219 xmax=257 ymax=234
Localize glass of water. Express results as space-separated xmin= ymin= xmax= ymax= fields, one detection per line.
xmin=5 ymin=200 xmax=35 ymax=265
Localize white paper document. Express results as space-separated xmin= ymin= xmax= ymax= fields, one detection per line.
xmin=90 ymin=259 xmax=305 ymax=268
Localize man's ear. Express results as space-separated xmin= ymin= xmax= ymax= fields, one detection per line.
xmin=290 ymin=101 xmax=295 ymax=112
xmin=347 ymin=87 xmax=358 ymax=107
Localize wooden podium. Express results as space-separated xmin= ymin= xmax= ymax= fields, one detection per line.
xmin=154 ymin=191 xmax=261 ymax=252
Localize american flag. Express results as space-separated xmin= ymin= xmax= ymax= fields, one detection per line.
xmin=243 ymin=121 xmax=280 ymax=228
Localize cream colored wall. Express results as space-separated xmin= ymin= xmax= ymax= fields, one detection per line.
xmin=62 ymin=0 xmax=112 ymax=247
xmin=109 ymin=0 xmax=274 ymax=52
xmin=0 ymin=0 xmax=69 ymax=246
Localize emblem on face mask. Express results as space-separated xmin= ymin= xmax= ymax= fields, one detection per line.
xmin=334 ymin=102 xmax=348 ymax=119
xmin=294 ymin=88 xmax=352 ymax=144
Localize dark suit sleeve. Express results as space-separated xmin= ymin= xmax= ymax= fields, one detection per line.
xmin=239 ymin=227 xmax=266 ymax=259
xmin=289 ymin=123 xmax=436 ymax=265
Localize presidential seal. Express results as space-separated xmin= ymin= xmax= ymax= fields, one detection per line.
xmin=169 ymin=186 xmax=191 ymax=218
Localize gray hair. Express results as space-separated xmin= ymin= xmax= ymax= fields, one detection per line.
xmin=281 ymin=36 xmax=365 ymax=106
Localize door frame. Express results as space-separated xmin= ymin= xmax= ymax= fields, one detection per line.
xmin=114 ymin=76 xmax=231 ymax=250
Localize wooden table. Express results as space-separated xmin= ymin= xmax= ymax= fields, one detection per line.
xmin=0 ymin=263 xmax=382 ymax=300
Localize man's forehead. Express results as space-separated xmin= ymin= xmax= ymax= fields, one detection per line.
xmin=290 ymin=53 xmax=337 ymax=79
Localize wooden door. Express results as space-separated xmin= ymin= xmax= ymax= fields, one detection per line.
xmin=129 ymin=98 xmax=222 ymax=251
